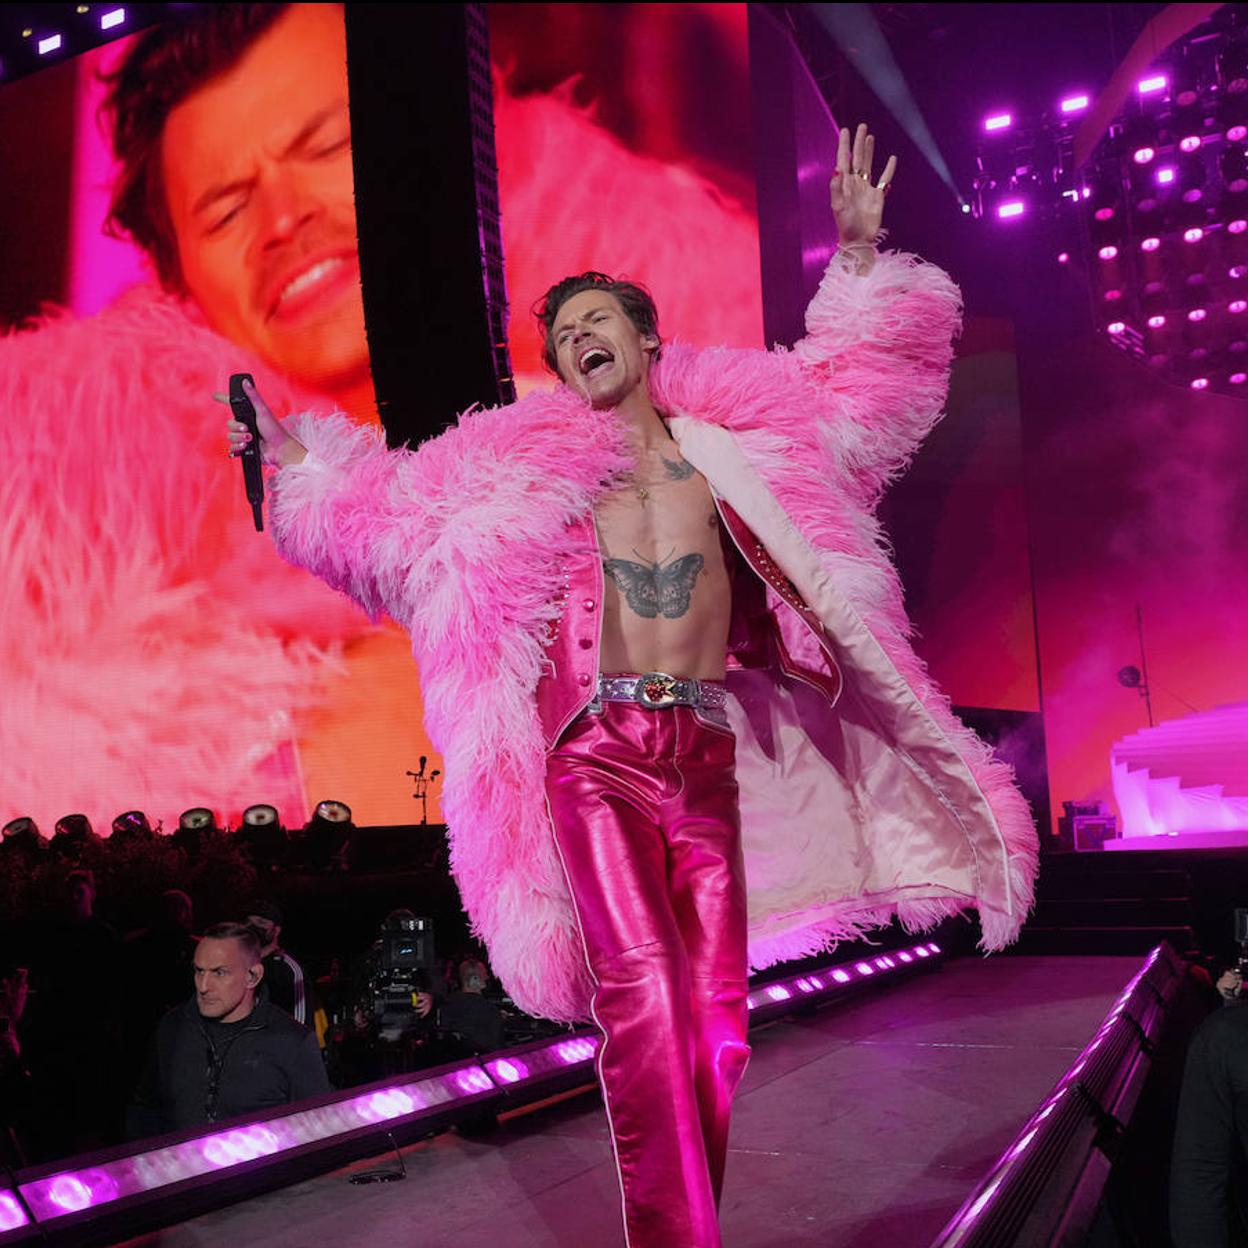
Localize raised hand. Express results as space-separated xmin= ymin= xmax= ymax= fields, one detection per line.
xmin=830 ymin=123 xmax=897 ymax=247
xmin=222 ymin=378 xmax=307 ymax=467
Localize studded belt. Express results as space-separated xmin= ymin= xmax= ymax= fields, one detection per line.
xmin=596 ymin=672 xmax=728 ymax=711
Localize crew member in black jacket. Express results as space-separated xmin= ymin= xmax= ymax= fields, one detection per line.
xmin=126 ymin=921 xmax=329 ymax=1138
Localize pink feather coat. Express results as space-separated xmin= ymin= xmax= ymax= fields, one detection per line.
xmin=268 ymin=249 xmax=1039 ymax=1022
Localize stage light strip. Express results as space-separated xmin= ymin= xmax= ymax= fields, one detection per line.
xmin=1 ymin=941 xmax=943 ymax=1238
xmin=931 ymin=944 xmax=1172 ymax=1247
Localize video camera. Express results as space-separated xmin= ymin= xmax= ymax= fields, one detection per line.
xmin=370 ymin=912 xmax=437 ymax=1038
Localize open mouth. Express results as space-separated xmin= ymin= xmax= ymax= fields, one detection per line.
xmin=578 ymin=346 xmax=615 ymax=377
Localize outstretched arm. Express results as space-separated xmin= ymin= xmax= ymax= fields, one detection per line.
xmin=793 ymin=123 xmax=962 ymax=499
xmin=225 ymin=382 xmax=412 ymax=621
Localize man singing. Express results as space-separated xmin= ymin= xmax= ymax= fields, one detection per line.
xmin=227 ymin=124 xmax=1037 ymax=1247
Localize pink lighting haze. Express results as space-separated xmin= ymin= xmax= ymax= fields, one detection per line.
xmin=984 ymin=113 xmax=1012 ymax=132
xmin=1140 ymin=237 xmax=1161 ymax=252
xmin=1098 ymin=245 xmax=1118 ymax=260
xmin=997 ymin=201 xmax=1025 ymax=219
xmin=1138 ymin=74 xmax=1168 ymax=94
xmin=1148 ymin=315 xmax=1167 ymax=328
xmin=1060 ymin=95 xmax=1090 ymax=113
xmin=1231 ymin=372 xmax=1247 ymax=383
xmin=1103 ymin=289 xmax=1123 ymax=301
xmin=1156 ymin=167 xmax=1175 ymax=185
xmin=1229 ymin=300 xmax=1247 ymax=313
xmin=1093 ymin=205 xmax=1115 ymax=221
xmin=1132 ymin=147 xmax=1155 ymax=164
xmin=1184 ymin=227 xmax=1204 ymax=242
xmin=1228 ymin=124 xmax=1248 ymax=141
xmin=1229 ymin=219 xmax=1248 ymax=234
xmin=1179 ymin=135 xmax=1202 ymax=152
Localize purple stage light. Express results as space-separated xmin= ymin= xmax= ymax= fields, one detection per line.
xmin=101 ymin=7 xmax=126 ymax=30
xmin=1103 ymin=289 xmax=1123 ymax=301
xmin=1107 ymin=321 xmax=1127 ymax=335
xmin=1179 ymin=135 xmax=1202 ymax=153
xmin=1230 ymin=219 xmax=1248 ymax=235
xmin=766 ymin=984 xmax=792 ymax=1002
xmin=1132 ymin=147 xmax=1156 ymax=164
xmin=1093 ymin=205 xmax=1115 ymax=221
xmin=854 ymin=961 xmax=875 ymax=976
xmin=1183 ymin=227 xmax=1204 ymax=243
xmin=37 ymin=33 xmax=62 ymax=55
xmin=1230 ymin=300 xmax=1247 ymax=313
xmin=554 ymin=1037 xmax=597 ymax=1065
xmin=1228 ymin=124 xmax=1248 ymax=142
xmin=454 ymin=1068 xmax=494 ymax=1096
xmin=488 ymin=1058 xmax=529 ymax=1085
xmin=915 ymin=946 xmax=930 ymax=959
xmin=831 ymin=969 xmax=851 ymax=984
xmin=1231 ymin=372 xmax=1247 ymax=384
xmin=1140 ymin=237 xmax=1161 ymax=252
xmin=0 ymin=1192 xmax=27 ymax=1232
xmin=1057 ymin=252 xmax=1070 ymax=264
xmin=1098 ymin=245 xmax=1119 ymax=260
xmin=984 ymin=113 xmax=1012 ymax=133
xmin=1060 ymin=94 xmax=1090 ymax=114
xmin=1148 ymin=315 xmax=1167 ymax=328
xmin=996 ymin=201 xmax=1025 ymax=220
xmin=201 ymin=1126 xmax=281 ymax=1166
xmin=1190 ymin=377 xmax=1209 ymax=390
xmin=1188 ymin=308 xmax=1207 ymax=322
xmin=898 ymin=951 xmax=913 ymax=963
xmin=1138 ymin=74 xmax=1168 ymax=95
xmin=1156 ymin=167 xmax=1176 ymax=185
xmin=1232 ymin=265 xmax=1248 ymax=279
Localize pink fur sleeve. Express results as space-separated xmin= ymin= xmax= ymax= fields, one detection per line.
xmin=266 ymin=413 xmax=414 ymax=623
xmin=792 ymin=248 xmax=963 ymax=497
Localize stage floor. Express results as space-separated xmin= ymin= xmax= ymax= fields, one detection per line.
xmin=118 ymin=954 xmax=1138 ymax=1248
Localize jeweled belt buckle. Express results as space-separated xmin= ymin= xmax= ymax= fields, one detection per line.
xmin=638 ymin=672 xmax=679 ymax=708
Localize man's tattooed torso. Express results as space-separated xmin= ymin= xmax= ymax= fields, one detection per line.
xmin=603 ymin=551 xmax=705 ymax=619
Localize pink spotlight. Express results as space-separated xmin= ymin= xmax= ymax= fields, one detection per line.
xmin=1098 ymin=245 xmax=1119 ymax=260
xmin=1156 ymin=167 xmax=1176 ymax=185
xmin=831 ymin=969 xmax=851 ymax=984
xmin=898 ymin=951 xmax=913 ymax=963
xmin=1190 ymin=377 xmax=1209 ymax=390
xmin=1231 ymin=372 xmax=1247 ymax=384
xmin=928 ymin=943 xmax=941 ymax=953
xmin=1132 ymin=146 xmax=1156 ymax=164
xmin=47 ymin=1176 xmax=93 ymax=1213
xmin=1107 ymin=321 xmax=1126 ymax=334
xmin=1103 ymin=289 xmax=1123 ymax=301
xmin=1228 ymin=219 xmax=1248 ymax=235
xmin=1228 ymin=124 xmax=1248 ymax=142
xmin=1179 ymin=135 xmax=1202 ymax=153
xmin=855 ymin=961 xmax=875 ymax=976
xmin=1060 ymin=94 xmax=1090 ymax=114
xmin=1184 ymin=227 xmax=1204 ymax=243
xmin=38 ymin=34 xmax=63 ymax=55
xmin=1093 ymin=205 xmax=1116 ymax=221
xmin=1140 ymin=237 xmax=1161 ymax=252
xmin=766 ymin=984 xmax=791 ymax=1002
xmin=984 ymin=113 xmax=1013 ymax=132
xmin=1230 ymin=300 xmax=1248 ymax=313
xmin=1188 ymin=307 xmax=1207 ymax=321
xmin=914 ymin=946 xmax=930 ymax=959
xmin=1148 ymin=315 xmax=1167 ymax=328
xmin=1138 ymin=74 xmax=1168 ymax=95
xmin=490 ymin=1058 xmax=528 ymax=1085
xmin=100 ymin=7 xmax=126 ymax=30
xmin=997 ymin=200 xmax=1025 ymax=219
xmin=1057 ymin=251 xmax=1070 ymax=263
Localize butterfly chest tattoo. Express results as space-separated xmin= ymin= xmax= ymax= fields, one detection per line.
xmin=603 ymin=550 xmax=705 ymax=620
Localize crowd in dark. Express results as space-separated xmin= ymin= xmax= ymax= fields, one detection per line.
xmin=0 ymin=809 xmax=525 ymax=1170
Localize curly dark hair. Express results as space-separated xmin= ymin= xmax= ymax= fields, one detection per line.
xmin=99 ymin=4 xmax=290 ymax=292
xmin=534 ymin=272 xmax=662 ymax=375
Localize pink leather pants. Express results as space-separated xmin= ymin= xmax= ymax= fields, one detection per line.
xmin=545 ymin=698 xmax=751 ymax=1248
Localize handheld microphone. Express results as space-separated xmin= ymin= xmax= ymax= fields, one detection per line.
xmin=229 ymin=372 xmax=265 ymax=532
